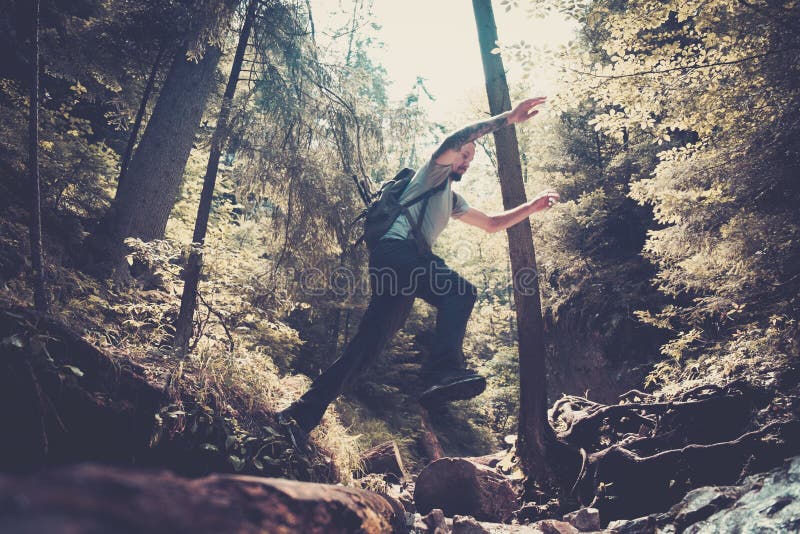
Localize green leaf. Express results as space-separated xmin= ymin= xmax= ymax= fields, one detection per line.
xmin=228 ymin=455 xmax=245 ymax=472
xmin=263 ymin=426 xmax=281 ymax=437
xmin=200 ymin=443 xmax=219 ymax=452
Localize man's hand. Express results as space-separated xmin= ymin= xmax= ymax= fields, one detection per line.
xmin=433 ymin=97 xmax=547 ymax=164
xmin=459 ymin=189 xmax=560 ymax=233
xmin=528 ymin=189 xmax=560 ymax=213
xmin=507 ymin=97 xmax=547 ymax=125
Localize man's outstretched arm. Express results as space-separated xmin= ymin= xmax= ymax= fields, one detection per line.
xmin=433 ymin=97 xmax=546 ymax=165
xmin=457 ymin=189 xmax=560 ymax=234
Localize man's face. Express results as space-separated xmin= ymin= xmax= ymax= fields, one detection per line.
xmin=450 ymin=142 xmax=475 ymax=181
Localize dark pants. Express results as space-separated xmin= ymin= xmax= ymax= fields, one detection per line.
xmin=287 ymin=238 xmax=477 ymax=432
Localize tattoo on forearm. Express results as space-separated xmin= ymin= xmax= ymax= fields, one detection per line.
xmin=433 ymin=114 xmax=509 ymax=159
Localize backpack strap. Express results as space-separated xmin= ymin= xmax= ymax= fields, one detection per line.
xmin=400 ymin=178 xmax=447 ymax=210
xmin=348 ymin=173 xmax=445 ymax=228
xmin=402 ymin=179 xmax=449 ymax=254
xmin=403 ymin=197 xmax=430 ymax=254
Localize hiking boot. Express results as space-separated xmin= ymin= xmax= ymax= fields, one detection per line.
xmin=277 ymin=410 xmax=311 ymax=455
xmin=419 ymin=370 xmax=486 ymax=406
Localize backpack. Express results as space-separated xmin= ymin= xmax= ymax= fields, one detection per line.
xmin=351 ymin=168 xmax=449 ymax=253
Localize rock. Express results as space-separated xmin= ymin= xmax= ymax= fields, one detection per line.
xmin=465 ymin=451 xmax=506 ymax=468
xmin=452 ymin=515 xmax=490 ymax=534
xmin=681 ymin=456 xmax=800 ymax=533
xmin=0 ymin=463 xmax=405 ymax=533
xmin=562 ymin=507 xmax=600 ymax=531
xmin=515 ymin=502 xmax=542 ymax=524
xmin=662 ymin=485 xmax=743 ymax=531
xmin=384 ymin=481 xmax=416 ymax=514
xmin=414 ymin=457 xmax=518 ymax=522
xmin=399 ymin=491 xmax=416 ymax=514
xmin=421 ymin=508 xmax=450 ymax=534
xmin=534 ymin=519 xmax=579 ymax=534
xmin=605 ymin=516 xmax=656 ymax=533
xmin=422 ymin=508 xmax=449 ymax=533
xmin=516 ymin=499 xmax=560 ymax=524
xmin=606 ymin=455 xmax=800 ymax=533
xmin=414 ymin=513 xmax=429 ymax=532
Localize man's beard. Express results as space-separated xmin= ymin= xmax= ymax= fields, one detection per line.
xmin=449 ymin=170 xmax=464 ymax=182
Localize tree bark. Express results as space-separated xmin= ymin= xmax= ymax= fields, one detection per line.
xmin=471 ymin=0 xmax=557 ymax=486
xmin=0 ymin=464 xmax=406 ymax=533
xmin=357 ymin=440 xmax=407 ymax=481
xmin=174 ymin=0 xmax=257 ymax=351
xmin=28 ymin=0 xmax=47 ymax=315
xmin=116 ymin=45 xmax=166 ymax=195
xmin=96 ymin=43 xmax=222 ymax=254
xmin=418 ymin=406 xmax=444 ymax=462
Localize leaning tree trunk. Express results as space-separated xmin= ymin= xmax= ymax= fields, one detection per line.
xmin=472 ymin=0 xmax=571 ymax=489
xmin=173 ymin=0 xmax=258 ymax=352
xmin=28 ymin=0 xmax=47 ymax=315
xmin=93 ymin=43 xmax=222 ymax=269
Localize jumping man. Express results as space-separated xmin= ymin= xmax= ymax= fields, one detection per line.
xmin=279 ymin=97 xmax=559 ymax=452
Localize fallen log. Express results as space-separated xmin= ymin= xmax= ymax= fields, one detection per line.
xmin=357 ymin=440 xmax=407 ymax=481
xmin=0 ymin=463 xmax=407 ymax=533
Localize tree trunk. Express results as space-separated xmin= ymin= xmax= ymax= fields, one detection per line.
xmin=418 ymin=406 xmax=444 ymax=462
xmin=471 ymin=0 xmax=560 ymax=487
xmin=173 ymin=0 xmax=257 ymax=351
xmin=28 ymin=0 xmax=47 ymax=315
xmin=116 ymin=45 xmax=166 ymax=194
xmin=330 ymin=307 xmax=341 ymax=355
xmin=95 ymin=44 xmax=222 ymax=255
xmin=357 ymin=440 xmax=407 ymax=481
xmin=0 ymin=464 xmax=406 ymax=533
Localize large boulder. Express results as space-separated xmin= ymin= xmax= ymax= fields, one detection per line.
xmin=414 ymin=457 xmax=518 ymax=522
xmin=0 ymin=463 xmax=406 ymax=533
xmin=606 ymin=455 xmax=800 ymax=533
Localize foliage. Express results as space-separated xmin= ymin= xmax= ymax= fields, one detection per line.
xmin=0 ymin=78 xmax=117 ymax=217
xmin=511 ymin=0 xmax=800 ymax=386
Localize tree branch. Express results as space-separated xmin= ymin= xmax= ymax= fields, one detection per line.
xmin=572 ymin=47 xmax=796 ymax=79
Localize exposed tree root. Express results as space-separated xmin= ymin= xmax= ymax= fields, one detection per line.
xmin=546 ymin=378 xmax=800 ymax=523
xmin=557 ymin=380 xmax=763 ymax=452
xmin=578 ymin=419 xmax=800 ymax=521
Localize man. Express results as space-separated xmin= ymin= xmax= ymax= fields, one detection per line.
xmin=279 ymin=97 xmax=559 ymax=452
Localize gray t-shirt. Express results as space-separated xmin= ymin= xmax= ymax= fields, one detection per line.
xmin=380 ymin=158 xmax=470 ymax=247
